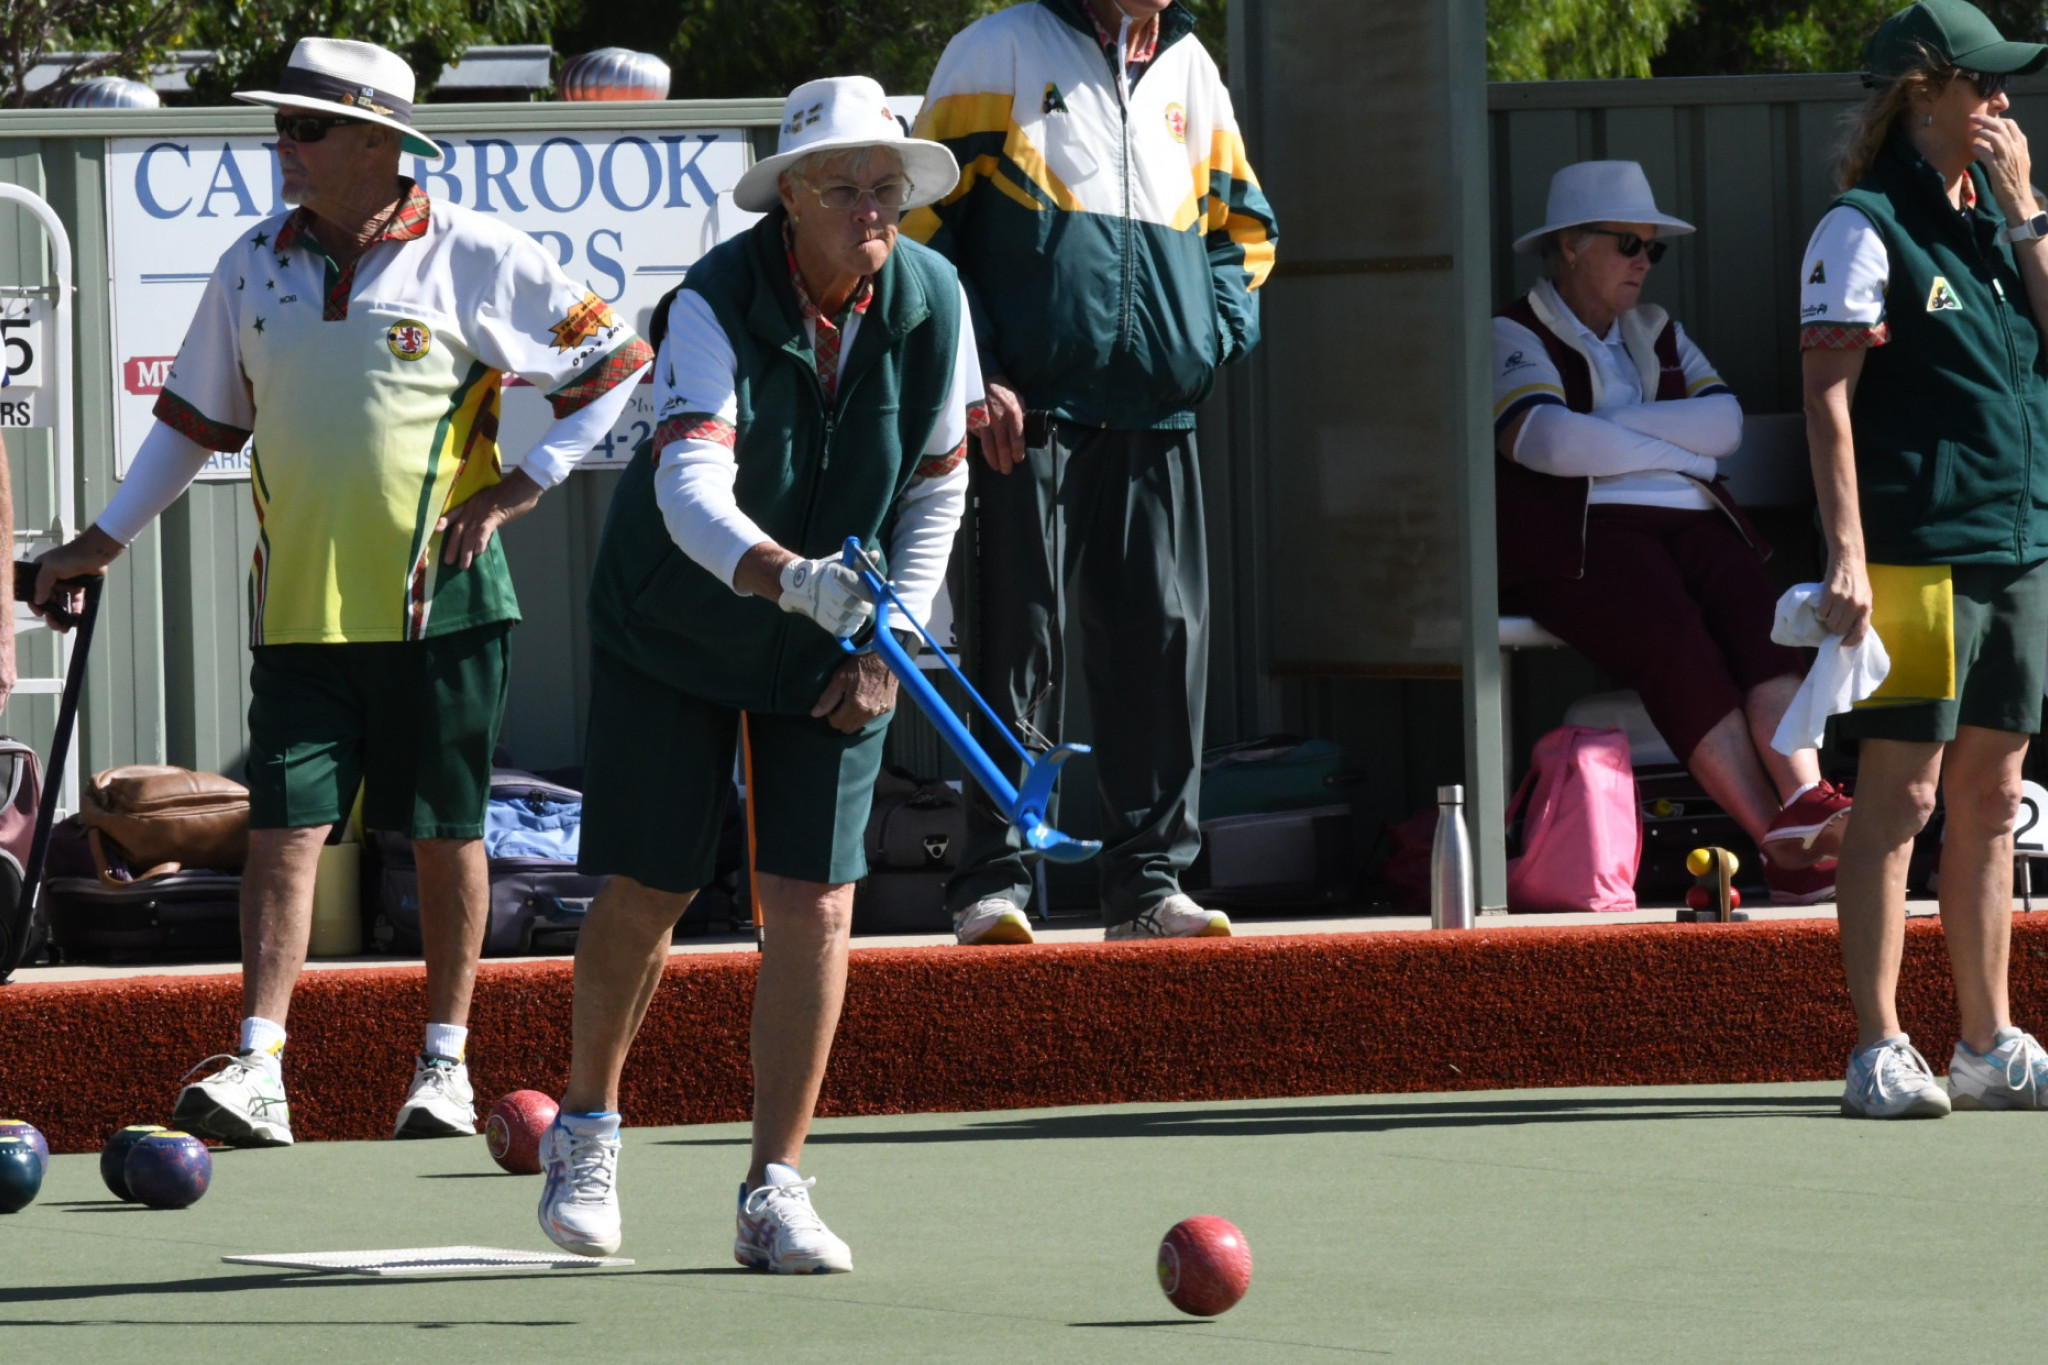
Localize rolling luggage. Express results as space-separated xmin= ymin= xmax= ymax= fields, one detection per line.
xmin=851 ymin=767 xmax=965 ymax=934
xmin=1187 ymin=803 xmax=1354 ymax=910
xmin=43 ymin=872 xmax=242 ymax=964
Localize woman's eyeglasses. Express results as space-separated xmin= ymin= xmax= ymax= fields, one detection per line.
xmin=794 ymin=174 xmax=915 ymax=211
xmin=273 ymin=112 xmax=361 ymax=144
xmin=1960 ymin=69 xmax=2010 ymax=100
xmin=1583 ymin=228 xmax=1668 ymax=264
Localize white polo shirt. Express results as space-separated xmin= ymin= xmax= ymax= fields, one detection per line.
xmin=156 ymin=181 xmax=652 ymax=644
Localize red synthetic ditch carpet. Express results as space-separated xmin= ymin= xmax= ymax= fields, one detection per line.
xmin=7 ymin=917 xmax=2048 ymax=1152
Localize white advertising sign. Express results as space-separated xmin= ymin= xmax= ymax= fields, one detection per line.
xmin=0 ymin=297 xmax=50 ymax=428
xmin=106 ymin=129 xmax=755 ymax=479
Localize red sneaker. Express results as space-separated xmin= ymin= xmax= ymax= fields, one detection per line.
xmin=1763 ymin=854 xmax=1837 ymax=906
xmin=1762 ymin=781 xmax=1852 ymax=868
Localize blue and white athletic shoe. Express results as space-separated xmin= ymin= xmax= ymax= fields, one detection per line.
xmin=735 ymin=1164 xmax=853 ymax=1274
xmin=1841 ymin=1035 xmax=1951 ymax=1119
xmin=1949 ymin=1027 xmax=2048 ymax=1110
xmin=537 ymin=1114 xmax=622 ymax=1256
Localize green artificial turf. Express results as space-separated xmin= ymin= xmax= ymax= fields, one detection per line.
xmin=5 ymin=1083 xmax=2044 ymax=1361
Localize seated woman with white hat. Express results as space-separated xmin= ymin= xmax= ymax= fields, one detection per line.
xmin=1493 ymin=159 xmax=1851 ymax=905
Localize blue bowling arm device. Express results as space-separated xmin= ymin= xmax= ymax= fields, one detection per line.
xmin=835 ymin=537 xmax=1099 ymax=864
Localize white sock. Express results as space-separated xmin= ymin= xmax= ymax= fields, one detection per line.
xmin=1783 ymin=782 xmax=1819 ymax=808
xmin=423 ymin=1023 xmax=467 ymax=1063
xmin=239 ymin=1016 xmax=286 ymax=1077
xmin=560 ymin=1110 xmax=621 ymax=1138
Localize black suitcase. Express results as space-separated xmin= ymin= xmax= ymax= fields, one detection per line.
xmin=44 ymin=871 xmax=242 ymax=964
xmin=851 ymin=768 xmax=965 ymax=934
xmin=1187 ymin=803 xmax=1355 ymax=910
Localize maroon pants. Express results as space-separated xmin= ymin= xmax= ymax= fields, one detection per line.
xmin=1503 ymin=504 xmax=1804 ymax=764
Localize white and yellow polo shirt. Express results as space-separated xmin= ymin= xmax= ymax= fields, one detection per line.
xmin=155 ymin=181 xmax=651 ymax=645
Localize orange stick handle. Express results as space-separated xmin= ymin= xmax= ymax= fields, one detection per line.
xmin=740 ymin=712 xmax=765 ymax=950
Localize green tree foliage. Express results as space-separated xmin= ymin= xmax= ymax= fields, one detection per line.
xmin=555 ymin=0 xmax=1229 ymax=101
xmin=1655 ymin=2 xmax=2048 ymax=76
xmin=179 ymin=0 xmax=563 ymax=102
xmin=1 ymin=0 xmax=192 ymax=107
xmin=1488 ymin=0 xmax=1696 ymax=80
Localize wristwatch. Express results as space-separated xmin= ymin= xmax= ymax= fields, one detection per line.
xmin=2002 ymin=211 xmax=2048 ymax=244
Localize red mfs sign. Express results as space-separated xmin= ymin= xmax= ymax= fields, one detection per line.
xmin=124 ymin=355 xmax=175 ymax=395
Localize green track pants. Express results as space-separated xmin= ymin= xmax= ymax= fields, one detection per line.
xmin=945 ymin=424 xmax=1209 ymax=926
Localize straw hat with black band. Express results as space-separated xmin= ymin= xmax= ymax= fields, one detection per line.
xmin=234 ymin=37 xmax=444 ymax=162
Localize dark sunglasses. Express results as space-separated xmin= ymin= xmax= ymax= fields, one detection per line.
xmin=1583 ymin=228 xmax=1668 ymax=264
xmin=273 ymin=112 xmax=361 ymax=144
xmin=1959 ymin=68 xmax=2010 ymax=100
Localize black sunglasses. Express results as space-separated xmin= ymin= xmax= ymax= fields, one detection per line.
xmin=1959 ymin=68 xmax=2010 ymax=100
xmin=273 ymin=112 xmax=361 ymax=144
xmin=1583 ymin=228 xmax=1668 ymax=264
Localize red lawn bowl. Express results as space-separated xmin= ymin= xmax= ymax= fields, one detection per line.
xmin=1157 ymin=1215 xmax=1253 ymax=1316
xmin=486 ymin=1090 xmax=559 ymax=1174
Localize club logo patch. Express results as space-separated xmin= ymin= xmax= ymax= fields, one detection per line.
xmin=1043 ymin=82 xmax=1068 ymax=115
xmin=1927 ymin=276 xmax=1963 ymax=312
xmin=549 ymin=292 xmax=620 ymax=352
xmin=1808 ymin=260 xmax=1826 ymax=285
xmin=386 ymin=320 xmax=431 ymax=360
xmin=1164 ymin=103 xmax=1187 ymax=143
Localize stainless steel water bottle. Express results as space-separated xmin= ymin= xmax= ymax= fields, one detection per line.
xmin=1430 ymin=784 xmax=1475 ymax=930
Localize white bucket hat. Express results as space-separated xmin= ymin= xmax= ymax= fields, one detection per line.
xmin=1511 ymin=160 xmax=1694 ymax=255
xmin=235 ymin=38 xmax=443 ymax=162
xmin=733 ymin=76 xmax=958 ymax=214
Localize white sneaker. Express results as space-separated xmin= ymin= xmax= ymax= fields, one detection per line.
xmin=1841 ymin=1036 xmax=1952 ymax=1119
xmin=1948 ymin=1028 xmax=2048 ymax=1110
xmin=953 ymin=896 xmax=1035 ymax=945
xmin=1105 ymin=893 xmax=1233 ymax=940
xmin=537 ymin=1117 xmax=623 ymax=1256
xmin=171 ymin=1052 xmax=294 ymax=1146
xmin=394 ymin=1054 xmax=476 ymax=1139
xmin=735 ymin=1165 xmax=853 ymax=1274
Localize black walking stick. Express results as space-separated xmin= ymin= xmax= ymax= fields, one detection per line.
xmin=0 ymin=567 xmax=101 ymax=982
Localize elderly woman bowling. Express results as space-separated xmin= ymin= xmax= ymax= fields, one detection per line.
xmin=531 ymin=76 xmax=984 ymax=1269
xmin=1493 ymin=159 xmax=1852 ymax=906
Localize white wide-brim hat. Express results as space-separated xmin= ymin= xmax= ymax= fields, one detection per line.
xmin=1511 ymin=160 xmax=1694 ymax=255
xmin=235 ymin=37 xmax=443 ymax=162
xmin=733 ymin=75 xmax=958 ymax=214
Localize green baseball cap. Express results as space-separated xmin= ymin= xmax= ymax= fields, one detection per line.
xmin=1865 ymin=0 xmax=2048 ymax=79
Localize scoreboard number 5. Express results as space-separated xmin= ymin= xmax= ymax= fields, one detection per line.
xmin=0 ymin=298 xmax=48 ymax=429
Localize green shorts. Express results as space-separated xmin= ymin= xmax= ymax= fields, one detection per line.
xmin=1837 ymin=560 xmax=2048 ymax=744
xmin=245 ymin=622 xmax=512 ymax=839
xmin=577 ymin=650 xmax=889 ymax=891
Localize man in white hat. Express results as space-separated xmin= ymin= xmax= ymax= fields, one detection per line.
xmin=33 ymin=37 xmax=653 ymax=1146
xmin=907 ymin=0 xmax=1278 ymax=946
xmin=535 ymin=75 xmax=980 ymax=1274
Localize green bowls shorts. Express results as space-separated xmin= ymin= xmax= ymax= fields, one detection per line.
xmin=577 ymin=649 xmax=890 ymax=892
xmin=245 ymin=622 xmax=512 ymax=839
xmin=1838 ymin=560 xmax=2048 ymax=744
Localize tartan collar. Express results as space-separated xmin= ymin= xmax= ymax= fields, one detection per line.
xmin=275 ymin=178 xmax=433 ymax=255
xmin=781 ymin=215 xmax=873 ymax=326
xmin=1087 ymin=1 xmax=1161 ymax=62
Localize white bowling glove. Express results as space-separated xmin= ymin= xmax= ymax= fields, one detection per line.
xmin=777 ymin=556 xmax=874 ymax=637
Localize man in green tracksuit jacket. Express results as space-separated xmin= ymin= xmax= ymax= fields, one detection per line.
xmin=908 ymin=0 xmax=1278 ymax=943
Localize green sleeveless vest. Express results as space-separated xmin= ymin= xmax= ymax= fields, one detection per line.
xmin=1835 ymin=136 xmax=2048 ymax=565
xmin=585 ymin=212 xmax=965 ymax=712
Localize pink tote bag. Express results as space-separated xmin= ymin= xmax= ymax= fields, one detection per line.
xmin=1505 ymin=725 xmax=1641 ymax=913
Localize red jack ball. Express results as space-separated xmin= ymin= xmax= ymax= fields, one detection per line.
xmin=1157 ymin=1215 xmax=1252 ymax=1316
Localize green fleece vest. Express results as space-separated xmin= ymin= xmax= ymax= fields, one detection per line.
xmin=1836 ymin=137 xmax=2048 ymax=565
xmin=585 ymin=212 xmax=964 ymax=712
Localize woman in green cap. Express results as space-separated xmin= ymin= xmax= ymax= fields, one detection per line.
xmin=1800 ymin=0 xmax=2048 ymax=1118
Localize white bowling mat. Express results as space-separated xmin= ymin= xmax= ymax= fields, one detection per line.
xmin=222 ymin=1246 xmax=633 ymax=1276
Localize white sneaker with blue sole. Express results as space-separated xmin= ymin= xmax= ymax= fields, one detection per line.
xmin=735 ymin=1164 xmax=853 ymax=1273
xmin=1841 ymin=1035 xmax=1951 ymax=1119
xmin=1949 ymin=1027 xmax=2048 ymax=1110
xmin=538 ymin=1114 xmax=623 ymax=1256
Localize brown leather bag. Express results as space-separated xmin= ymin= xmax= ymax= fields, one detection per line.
xmin=79 ymin=765 xmax=249 ymax=879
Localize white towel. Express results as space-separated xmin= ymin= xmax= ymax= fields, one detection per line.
xmin=1770 ymin=583 xmax=1891 ymax=755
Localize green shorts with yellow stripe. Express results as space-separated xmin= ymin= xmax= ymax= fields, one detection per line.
xmin=245 ymin=621 xmax=512 ymax=839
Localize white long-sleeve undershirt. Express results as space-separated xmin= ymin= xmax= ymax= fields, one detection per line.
xmin=95 ymin=369 xmax=646 ymax=546
xmin=1599 ymin=393 xmax=1743 ymax=458
xmin=1512 ymin=405 xmax=1719 ymax=482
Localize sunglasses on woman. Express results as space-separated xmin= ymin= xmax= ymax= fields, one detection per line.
xmin=1583 ymin=228 xmax=1668 ymax=264
xmin=273 ymin=112 xmax=361 ymax=144
xmin=1959 ymin=69 xmax=2010 ymax=100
